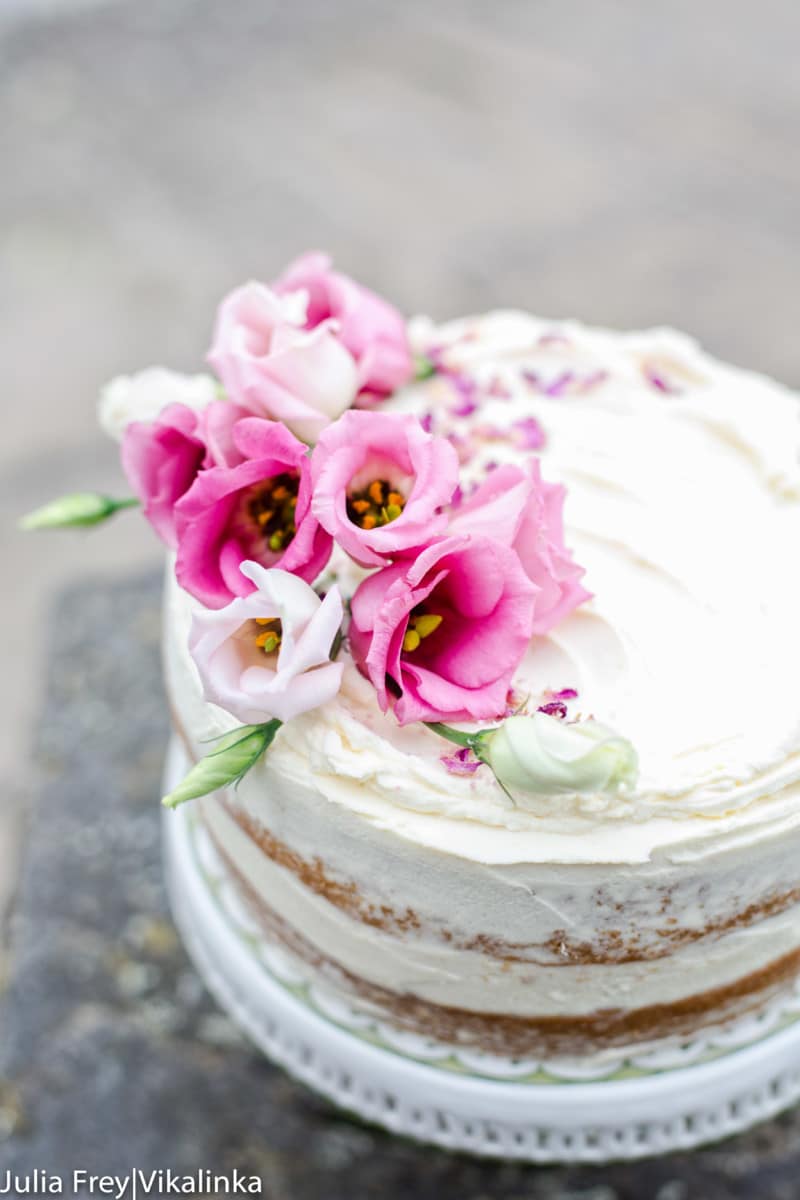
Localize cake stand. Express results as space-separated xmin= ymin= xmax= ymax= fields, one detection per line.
xmin=162 ymin=737 xmax=800 ymax=1163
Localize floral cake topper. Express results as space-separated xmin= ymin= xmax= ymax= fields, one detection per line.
xmin=22 ymin=252 xmax=637 ymax=805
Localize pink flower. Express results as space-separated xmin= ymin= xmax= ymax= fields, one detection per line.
xmin=121 ymin=403 xmax=207 ymax=548
xmin=310 ymin=410 xmax=459 ymax=567
xmin=208 ymin=282 xmax=359 ymax=443
xmin=349 ymin=535 xmax=537 ymax=725
xmin=174 ymin=410 xmax=332 ymax=609
xmin=190 ymin=561 xmax=344 ymax=725
xmin=449 ymin=463 xmax=590 ymax=635
xmin=274 ymin=252 xmax=413 ymax=399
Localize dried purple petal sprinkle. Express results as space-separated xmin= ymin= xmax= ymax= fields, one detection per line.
xmin=450 ymin=397 xmax=478 ymax=417
xmin=538 ymin=700 xmax=568 ymax=719
xmin=419 ymin=411 xmax=434 ymax=433
xmin=548 ymin=687 xmax=578 ymax=701
xmin=441 ymin=746 xmax=483 ymax=776
xmin=523 ymin=367 xmax=606 ymax=396
xmin=512 ymin=416 xmax=546 ymax=450
xmin=642 ymin=362 xmax=682 ymax=396
xmin=544 ymin=371 xmax=575 ymax=397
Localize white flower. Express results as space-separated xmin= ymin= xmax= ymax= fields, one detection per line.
xmin=484 ymin=712 xmax=638 ymax=796
xmin=98 ymin=368 xmax=218 ymax=442
xmin=189 ymin=561 xmax=344 ymax=725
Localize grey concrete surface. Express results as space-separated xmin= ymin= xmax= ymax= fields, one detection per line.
xmin=4 ymin=570 xmax=800 ymax=1196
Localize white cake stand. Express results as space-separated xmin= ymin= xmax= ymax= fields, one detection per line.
xmin=162 ymin=737 xmax=800 ymax=1163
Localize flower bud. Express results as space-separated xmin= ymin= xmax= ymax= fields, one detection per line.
xmin=162 ymin=721 xmax=280 ymax=809
xmin=484 ymin=712 xmax=638 ymax=796
xmin=20 ymin=492 xmax=137 ymax=530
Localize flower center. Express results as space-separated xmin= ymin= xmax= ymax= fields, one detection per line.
xmin=254 ymin=617 xmax=282 ymax=655
xmin=402 ymin=611 xmax=443 ymax=653
xmin=247 ymin=472 xmax=299 ymax=553
xmin=346 ymin=479 xmax=406 ymax=531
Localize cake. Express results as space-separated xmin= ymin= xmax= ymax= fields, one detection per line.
xmin=26 ymin=255 xmax=800 ymax=1066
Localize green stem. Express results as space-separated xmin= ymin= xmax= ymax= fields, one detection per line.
xmin=425 ymin=721 xmax=498 ymax=758
xmin=425 ymin=721 xmax=473 ymax=748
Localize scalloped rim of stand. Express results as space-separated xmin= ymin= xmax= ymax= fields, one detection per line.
xmin=162 ymin=738 xmax=800 ymax=1162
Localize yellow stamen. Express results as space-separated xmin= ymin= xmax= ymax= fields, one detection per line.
xmin=347 ymin=478 xmax=407 ymax=529
xmin=413 ymin=613 xmax=442 ymax=639
xmin=255 ymin=617 xmax=273 ymax=625
xmin=245 ymin=471 xmax=300 ymax=554
xmin=402 ymin=628 xmax=421 ymax=653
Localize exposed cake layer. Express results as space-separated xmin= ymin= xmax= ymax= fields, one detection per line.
xmin=213 ymin=830 xmax=800 ymax=1059
xmin=180 ymin=747 xmax=800 ymax=1023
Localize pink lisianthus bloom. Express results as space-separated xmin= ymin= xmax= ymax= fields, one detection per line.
xmin=273 ymin=251 xmax=414 ymax=400
xmin=174 ymin=407 xmax=332 ymax=609
xmin=121 ymin=402 xmax=207 ymax=548
xmin=448 ymin=462 xmax=591 ymax=634
xmin=310 ymin=410 xmax=459 ymax=567
xmin=349 ymin=534 xmax=537 ymax=725
xmin=208 ymin=282 xmax=359 ymax=444
xmin=190 ymin=561 xmax=344 ymax=725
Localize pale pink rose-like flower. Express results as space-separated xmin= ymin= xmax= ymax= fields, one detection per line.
xmin=449 ymin=462 xmax=591 ymax=634
xmin=349 ymin=534 xmax=537 ymax=725
xmin=273 ymin=251 xmax=414 ymax=399
xmin=174 ymin=406 xmax=332 ymax=609
xmin=208 ymin=282 xmax=360 ymax=443
xmin=189 ymin=561 xmax=344 ymax=725
xmin=121 ymin=402 xmax=207 ymax=548
xmin=309 ymin=410 xmax=459 ymax=567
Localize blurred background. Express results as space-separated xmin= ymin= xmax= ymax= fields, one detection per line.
xmin=1 ymin=0 xmax=799 ymax=1188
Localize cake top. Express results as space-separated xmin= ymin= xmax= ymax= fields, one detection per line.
xmin=24 ymin=253 xmax=800 ymax=864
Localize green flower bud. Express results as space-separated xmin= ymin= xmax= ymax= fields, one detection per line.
xmin=484 ymin=712 xmax=638 ymax=797
xmin=162 ymin=721 xmax=281 ymax=809
xmin=20 ymin=492 xmax=138 ymax=530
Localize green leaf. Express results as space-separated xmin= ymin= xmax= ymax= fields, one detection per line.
xmin=19 ymin=493 xmax=139 ymax=530
xmin=162 ymin=721 xmax=282 ymax=809
xmin=413 ymin=354 xmax=437 ymax=381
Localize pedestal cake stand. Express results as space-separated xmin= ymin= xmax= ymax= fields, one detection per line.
xmin=162 ymin=737 xmax=800 ymax=1163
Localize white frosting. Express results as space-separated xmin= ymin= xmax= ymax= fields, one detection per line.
xmin=165 ymin=311 xmax=800 ymax=867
